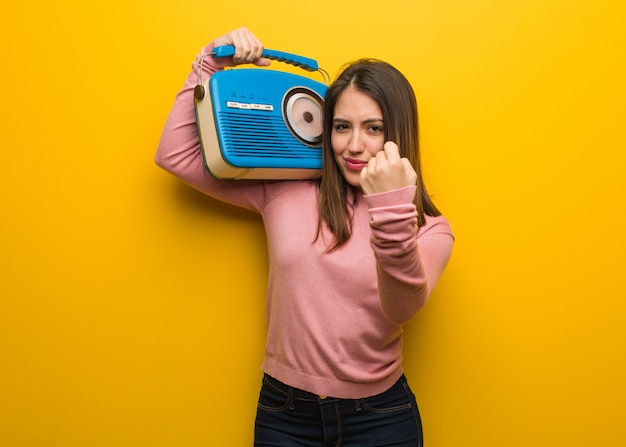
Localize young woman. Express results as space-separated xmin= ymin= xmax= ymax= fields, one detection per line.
xmin=156 ymin=27 xmax=453 ymax=447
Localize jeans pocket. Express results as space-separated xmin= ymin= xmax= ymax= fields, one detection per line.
xmin=257 ymin=376 xmax=292 ymax=412
xmin=358 ymin=378 xmax=414 ymax=414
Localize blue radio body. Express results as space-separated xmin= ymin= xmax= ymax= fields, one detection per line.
xmin=194 ymin=47 xmax=328 ymax=180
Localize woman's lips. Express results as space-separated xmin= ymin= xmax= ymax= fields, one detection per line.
xmin=345 ymin=158 xmax=368 ymax=171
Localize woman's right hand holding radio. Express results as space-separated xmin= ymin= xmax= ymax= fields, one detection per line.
xmin=214 ymin=27 xmax=271 ymax=67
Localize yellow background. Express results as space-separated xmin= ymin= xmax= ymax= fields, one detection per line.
xmin=2 ymin=0 xmax=625 ymax=445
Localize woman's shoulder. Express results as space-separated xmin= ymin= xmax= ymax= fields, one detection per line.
xmin=260 ymin=179 xmax=318 ymax=207
xmin=420 ymin=214 xmax=454 ymax=239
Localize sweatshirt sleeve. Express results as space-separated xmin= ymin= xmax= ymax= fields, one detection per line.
xmin=154 ymin=40 xmax=269 ymax=212
xmin=364 ymin=186 xmax=454 ymax=325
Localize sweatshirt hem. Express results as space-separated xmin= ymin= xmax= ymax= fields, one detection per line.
xmin=261 ymin=357 xmax=405 ymax=400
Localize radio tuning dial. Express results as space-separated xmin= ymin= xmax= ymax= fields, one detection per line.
xmin=283 ymin=88 xmax=324 ymax=147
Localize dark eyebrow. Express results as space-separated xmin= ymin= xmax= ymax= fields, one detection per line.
xmin=332 ymin=118 xmax=384 ymax=125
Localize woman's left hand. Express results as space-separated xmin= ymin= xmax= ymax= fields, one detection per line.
xmin=360 ymin=141 xmax=418 ymax=195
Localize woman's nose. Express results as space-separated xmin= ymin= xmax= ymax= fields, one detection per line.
xmin=347 ymin=132 xmax=364 ymax=153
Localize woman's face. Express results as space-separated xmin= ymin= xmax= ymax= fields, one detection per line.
xmin=331 ymin=89 xmax=385 ymax=187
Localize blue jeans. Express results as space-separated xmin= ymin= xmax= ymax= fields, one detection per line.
xmin=254 ymin=374 xmax=423 ymax=446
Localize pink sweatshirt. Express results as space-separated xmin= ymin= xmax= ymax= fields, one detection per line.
xmin=155 ymin=41 xmax=454 ymax=399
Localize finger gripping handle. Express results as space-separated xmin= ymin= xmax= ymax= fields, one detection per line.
xmin=212 ymin=46 xmax=319 ymax=72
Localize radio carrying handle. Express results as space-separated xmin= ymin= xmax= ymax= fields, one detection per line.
xmin=211 ymin=46 xmax=319 ymax=72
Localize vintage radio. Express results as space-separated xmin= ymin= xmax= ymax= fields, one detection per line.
xmin=193 ymin=46 xmax=329 ymax=180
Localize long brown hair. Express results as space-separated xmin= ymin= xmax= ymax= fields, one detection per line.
xmin=316 ymin=59 xmax=441 ymax=251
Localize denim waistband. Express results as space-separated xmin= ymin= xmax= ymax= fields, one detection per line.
xmin=263 ymin=373 xmax=406 ymax=401
xmin=263 ymin=374 xmax=339 ymax=401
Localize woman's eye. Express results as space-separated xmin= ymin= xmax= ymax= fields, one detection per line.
xmin=369 ymin=125 xmax=383 ymax=133
xmin=334 ymin=124 xmax=349 ymax=131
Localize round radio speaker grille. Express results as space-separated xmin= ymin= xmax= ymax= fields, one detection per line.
xmin=283 ymin=88 xmax=324 ymax=147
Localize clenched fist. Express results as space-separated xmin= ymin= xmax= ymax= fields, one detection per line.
xmin=359 ymin=141 xmax=418 ymax=195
